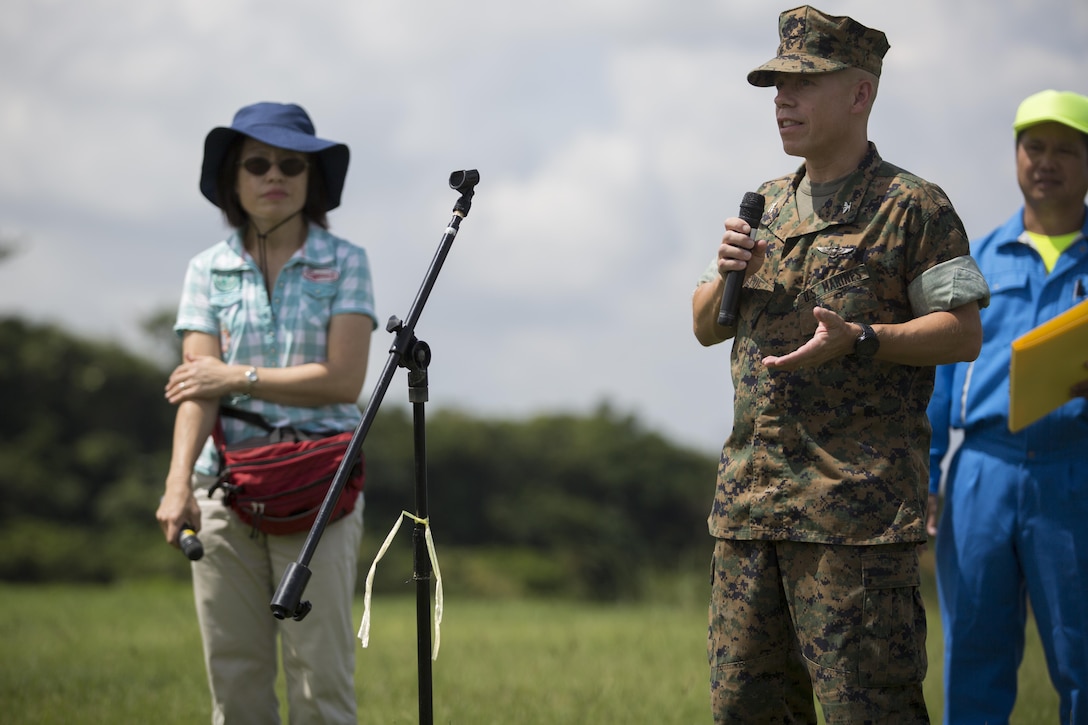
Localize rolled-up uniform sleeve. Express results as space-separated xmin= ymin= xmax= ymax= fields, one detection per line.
xmin=908 ymin=255 xmax=991 ymax=316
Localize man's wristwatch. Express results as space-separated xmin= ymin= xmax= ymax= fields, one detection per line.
xmin=244 ymin=366 xmax=260 ymax=390
xmin=852 ymin=323 xmax=879 ymax=358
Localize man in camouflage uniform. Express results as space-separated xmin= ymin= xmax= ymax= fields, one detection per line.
xmin=691 ymin=7 xmax=990 ymax=723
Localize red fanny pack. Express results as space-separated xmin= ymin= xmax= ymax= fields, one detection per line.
xmin=209 ymin=407 xmax=364 ymax=536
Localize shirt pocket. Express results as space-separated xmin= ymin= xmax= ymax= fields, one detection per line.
xmin=794 ymin=264 xmax=880 ymax=336
xmin=209 ymin=276 xmax=244 ymax=354
xmin=300 ymin=278 xmax=337 ymax=327
xmin=980 ymin=269 xmax=1030 ymax=340
xmin=985 ymin=269 xmax=1030 ymax=297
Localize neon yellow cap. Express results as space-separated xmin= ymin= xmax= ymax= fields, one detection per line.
xmin=1013 ymin=90 xmax=1088 ymax=136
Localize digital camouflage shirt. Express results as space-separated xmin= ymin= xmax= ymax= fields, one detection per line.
xmin=709 ymin=144 xmax=976 ymax=545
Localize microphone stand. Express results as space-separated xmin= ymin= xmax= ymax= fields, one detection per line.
xmin=271 ymin=169 xmax=480 ymax=725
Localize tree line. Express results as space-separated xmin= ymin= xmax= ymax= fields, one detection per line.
xmin=0 ymin=316 xmax=720 ymax=601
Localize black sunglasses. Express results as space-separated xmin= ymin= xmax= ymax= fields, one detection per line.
xmin=240 ymin=156 xmax=309 ymax=177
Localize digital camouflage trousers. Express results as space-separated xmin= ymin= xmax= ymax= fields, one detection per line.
xmin=708 ymin=538 xmax=929 ymax=724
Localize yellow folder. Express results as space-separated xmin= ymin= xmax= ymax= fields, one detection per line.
xmin=1008 ymin=297 xmax=1088 ymax=432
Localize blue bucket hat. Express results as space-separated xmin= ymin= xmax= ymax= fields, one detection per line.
xmin=200 ymin=102 xmax=350 ymax=211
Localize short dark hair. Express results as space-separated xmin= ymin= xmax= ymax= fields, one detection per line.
xmin=214 ymin=137 xmax=331 ymax=230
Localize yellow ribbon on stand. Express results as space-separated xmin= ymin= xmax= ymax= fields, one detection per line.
xmin=358 ymin=511 xmax=444 ymax=660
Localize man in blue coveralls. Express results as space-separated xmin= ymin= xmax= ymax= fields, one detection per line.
xmin=927 ymin=89 xmax=1088 ymax=724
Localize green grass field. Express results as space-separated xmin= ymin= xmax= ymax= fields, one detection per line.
xmin=0 ymin=563 xmax=1060 ymax=724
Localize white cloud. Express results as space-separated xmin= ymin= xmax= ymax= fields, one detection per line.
xmin=1 ymin=0 xmax=1086 ymax=455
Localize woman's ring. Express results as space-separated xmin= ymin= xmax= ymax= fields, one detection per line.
xmin=179 ymin=381 xmax=187 ymax=390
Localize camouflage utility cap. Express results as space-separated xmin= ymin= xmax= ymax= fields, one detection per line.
xmin=748 ymin=5 xmax=890 ymax=87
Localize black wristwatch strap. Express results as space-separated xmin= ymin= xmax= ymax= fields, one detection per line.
xmin=852 ymin=322 xmax=879 ymax=358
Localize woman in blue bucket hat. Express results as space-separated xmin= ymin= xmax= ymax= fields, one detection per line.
xmin=157 ymin=102 xmax=378 ymax=723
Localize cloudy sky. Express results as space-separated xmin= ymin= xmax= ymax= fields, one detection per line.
xmin=2 ymin=0 xmax=1086 ymax=455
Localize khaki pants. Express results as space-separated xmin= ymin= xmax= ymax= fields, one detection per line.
xmin=191 ymin=472 xmax=364 ymax=725
xmin=708 ymin=538 xmax=928 ymax=724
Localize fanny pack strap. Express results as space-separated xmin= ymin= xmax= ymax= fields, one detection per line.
xmin=219 ymin=405 xmax=275 ymax=433
xmin=212 ymin=406 xmax=274 ymax=462
xmin=213 ymin=406 xmax=339 ymax=454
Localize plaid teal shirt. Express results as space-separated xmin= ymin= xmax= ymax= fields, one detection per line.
xmin=175 ymin=225 xmax=377 ymax=475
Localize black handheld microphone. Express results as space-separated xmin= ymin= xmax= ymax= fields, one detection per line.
xmin=717 ymin=192 xmax=766 ymax=327
xmin=179 ymin=523 xmax=204 ymax=561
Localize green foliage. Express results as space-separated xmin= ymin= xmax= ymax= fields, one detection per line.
xmin=0 ymin=315 xmax=719 ymax=600
xmin=362 ymin=404 xmax=714 ymax=600
xmin=0 ymin=318 xmax=176 ymax=580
